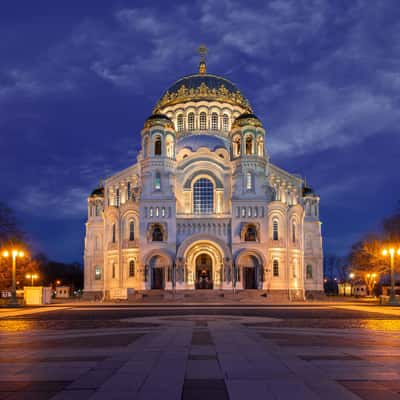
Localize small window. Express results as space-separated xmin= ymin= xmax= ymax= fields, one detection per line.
xmin=95 ymin=203 xmax=100 ymax=217
xmin=116 ymin=188 xmax=120 ymax=207
xmin=257 ymin=137 xmax=264 ymax=156
xmin=233 ymin=136 xmax=241 ymax=157
xmin=112 ymin=223 xmax=116 ymax=243
xmin=241 ymin=207 xmax=246 ymax=217
xmin=244 ymin=225 xmax=257 ymax=241
xmin=154 ymin=172 xmax=161 ymax=190
xmin=292 ymin=222 xmax=296 ymax=243
xmin=95 ymin=266 xmax=102 ymax=280
xmin=154 ymin=136 xmax=162 ymax=156
xmin=149 ymin=207 xmax=153 ymax=218
xmin=246 ymin=172 xmax=253 ymax=191
xmin=129 ymin=260 xmax=135 ymax=277
xmin=306 ymin=264 xmax=313 ymax=279
xmin=245 ymin=136 xmax=253 ymax=155
xmin=211 ymin=112 xmax=218 ymax=130
xmin=273 ymin=260 xmax=279 ymax=277
xmin=144 ymin=137 xmax=149 ymax=157
xmin=127 ymin=182 xmax=131 ymax=200
xmin=155 ymin=207 xmax=159 ymax=217
xmin=247 ymin=207 xmax=252 ymax=217
xmin=273 ymin=220 xmax=279 ymax=241
xmin=254 ymin=207 xmax=258 ymax=217
xmin=223 ymin=114 xmax=229 ymax=131
xmin=199 ymin=112 xmax=207 ymax=130
xmin=188 ymin=112 xmax=195 ymax=130
xmin=152 ymin=225 xmax=163 ymax=241
xmin=112 ymin=263 xmax=116 ymax=279
xmin=129 ymin=221 xmax=134 ymax=241
xmin=161 ymin=207 xmax=166 ymax=217
xmin=177 ymin=114 xmax=184 ymax=132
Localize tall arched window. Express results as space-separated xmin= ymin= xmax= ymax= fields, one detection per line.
xmin=273 ymin=259 xmax=279 ymax=277
xmin=199 ymin=112 xmax=207 ymax=130
xmin=193 ymin=178 xmax=214 ymax=214
xmin=112 ymin=262 xmax=116 ymax=278
xmin=306 ymin=264 xmax=313 ymax=279
xmin=211 ymin=112 xmax=218 ymax=130
xmin=177 ymin=114 xmax=184 ymax=132
xmin=112 ymin=223 xmax=116 ymax=243
xmin=273 ymin=220 xmax=279 ymax=241
xmin=129 ymin=260 xmax=135 ymax=277
xmin=154 ymin=172 xmax=161 ymax=190
xmin=154 ymin=136 xmax=162 ymax=155
xmin=188 ymin=112 xmax=195 ymax=130
xmin=245 ymin=136 xmax=253 ymax=155
xmin=292 ymin=221 xmax=296 ymax=243
xmin=223 ymin=114 xmax=229 ymax=131
xmin=116 ymin=188 xmax=120 ymax=207
xmin=246 ymin=172 xmax=253 ymax=191
xmin=129 ymin=221 xmax=135 ymax=241
xmin=152 ymin=225 xmax=163 ymax=241
xmin=257 ymin=137 xmax=264 ymax=156
xmin=127 ymin=182 xmax=131 ymax=200
xmin=244 ymin=225 xmax=257 ymax=241
xmin=233 ymin=136 xmax=241 ymax=157
xmin=95 ymin=266 xmax=102 ymax=280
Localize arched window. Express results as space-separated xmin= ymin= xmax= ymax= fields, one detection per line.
xmin=246 ymin=172 xmax=253 ymax=191
xmin=223 ymin=114 xmax=229 ymax=131
xmin=273 ymin=220 xmax=279 ymax=241
xmin=115 ymin=188 xmax=120 ymax=207
xmin=245 ymin=136 xmax=253 ymax=155
xmin=199 ymin=112 xmax=207 ymax=130
xmin=211 ymin=112 xmax=218 ymax=130
xmin=154 ymin=136 xmax=162 ymax=155
xmin=244 ymin=225 xmax=257 ymax=241
xmin=188 ymin=112 xmax=195 ymax=130
xmin=149 ymin=207 xmax=153 ymax=217
xmin=306 ymin=264 xmax=313 ymax=279
xmin=129 ymin=221 xmax=134 ymax=241
xmin=95 ymin=203 xmax=101 ymax=216
xmin=112 ymin=262 xmax=116 ymax=279
xmin=154 ymin=172 xmax=161 ymax=190
xmin=177 ymin=114 xmax=184 ymax=132
xmin=292 ymin=221 xmax=296 ymax=243
xmin=161 ymin=207 xmax=166 ymax=217
xmin=127 ymin=182 xmax=131 ymax=200
xmin=155 ymin=207 xmax=159 ymax=217
xmin=152 ymin=225 xmax=164 ymax=241
xmin=112 ymin=223 xmax=116 ymax=243
xmin=95 ymin=266 xmax=102 ymax=280
xmin=257 ymin=137 xmax=264 ymax=156
xmin=166 ymin=135 xmax=174 ymax=158
xmin=129 ymin=260 xmax=135 ymax=277
xmin=154 ymin=136 xmax=162 ymax=156
xmin=233 ymin=136 xmax=241 ymax=157
xmin=193 ymin=178 xmax=214 ymax=214
xmin=273 ymin=260 xmax=279 ymax=277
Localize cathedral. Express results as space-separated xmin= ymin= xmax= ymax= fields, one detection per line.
xmin=83 ymin=50 xmax=323 ymax=300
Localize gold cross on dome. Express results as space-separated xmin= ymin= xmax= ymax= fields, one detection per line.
xmin=198 ymin=44 xmax=208 ymax=74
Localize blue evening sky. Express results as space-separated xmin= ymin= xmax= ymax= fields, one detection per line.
xmin=1 ymin=0 xmax=399 ymax=263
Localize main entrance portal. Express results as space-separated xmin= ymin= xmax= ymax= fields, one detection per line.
xmin=195 ymin=253 xmax=213 ymax=289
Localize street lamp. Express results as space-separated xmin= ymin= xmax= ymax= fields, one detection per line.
xmin=2 ymin=249 xmax=26 ymax=307
xmin=382 ymin=247 xmax=400 ymax=305
xmin=26 ymin=273 xmax=38 ymax=286
xmin=349 ymin=272 xmax=355 ymax=296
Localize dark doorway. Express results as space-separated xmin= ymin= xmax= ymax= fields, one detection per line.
xmin=195 ymin=254 xmax=213 ymax=289
xmin=243 ymin=267 xmax=257 ymax=289
xmin=152 ymin=267 xmax=164 ymax=289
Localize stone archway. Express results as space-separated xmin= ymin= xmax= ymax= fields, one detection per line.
xmin=177 ymin=234 xmax=231 ymax=289
xmin=143 ymin=250 xmax=172 ymax=290
xmin=235 ymin=250 xmax=265 ymax=290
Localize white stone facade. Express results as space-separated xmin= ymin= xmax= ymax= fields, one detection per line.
xmin=84 ymin=68 xmax=323 ymax=299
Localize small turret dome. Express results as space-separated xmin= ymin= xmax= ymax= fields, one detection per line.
xmin=143 ymin=113 xmax=174 ymax=130
xmin=232 ymin=113 xmax=263 ymax=129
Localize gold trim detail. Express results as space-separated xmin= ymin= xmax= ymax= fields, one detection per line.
xmin=153 ymin=82 xmax=253 ymax=113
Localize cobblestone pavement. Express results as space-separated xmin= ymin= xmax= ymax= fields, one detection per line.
xmin=0 ymin=304 xmax=400 ymax=399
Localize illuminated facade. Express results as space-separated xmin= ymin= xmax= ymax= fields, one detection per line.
xmin=84 ymin=54 xmax=323 ymax=299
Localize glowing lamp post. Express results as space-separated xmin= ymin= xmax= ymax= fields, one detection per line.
xmin=382 ymin=248 xmax=400 ymax=305
xmin=2 ymin=249 xmax=25 ymax=307
xmin=26 ymin=273 xmax=38 ymax=286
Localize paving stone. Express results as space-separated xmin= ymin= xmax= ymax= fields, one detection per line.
xmin=185 ymin=360 xmax=223 ymax=379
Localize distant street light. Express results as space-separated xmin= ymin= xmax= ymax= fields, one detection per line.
xmin=26 ymin=273 xmax=38 ymax=286
xmin=382 ymin=247 xmax=400 ymax=305
xmin=1 ymin=249 xmax=26 ymax=307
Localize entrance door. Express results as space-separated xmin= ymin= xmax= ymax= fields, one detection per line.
xmin=243 ymin=267 xmax=257 ymax=289
xmin=195 ymin=254 xmax=213 ymax=289
xmin=152 ymin=268 xmax=164 ymax=289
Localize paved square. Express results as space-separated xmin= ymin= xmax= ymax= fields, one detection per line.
xmin=0 ymin=303 xmax=400 ymax=399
